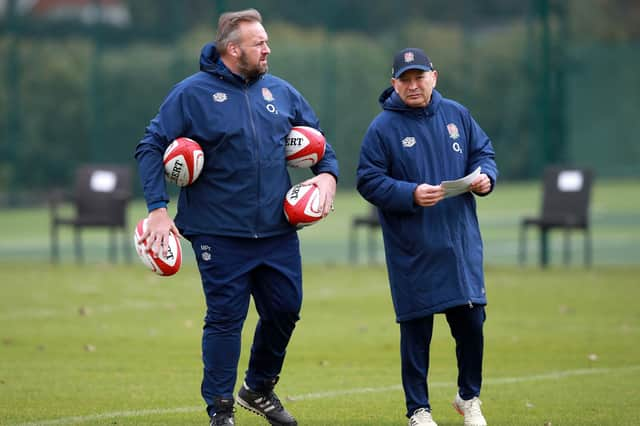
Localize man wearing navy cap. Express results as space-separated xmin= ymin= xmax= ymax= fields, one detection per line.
xmin=357 ymin=48 xmax=498 ymax=426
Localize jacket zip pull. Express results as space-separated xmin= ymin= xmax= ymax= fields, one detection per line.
xmin=468 ymin=300 xmax=474 ymax=308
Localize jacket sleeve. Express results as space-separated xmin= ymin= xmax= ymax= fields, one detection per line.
xmin=290 ymin=88 xmax=340 ymax=181
xmin=134 ymin=86 xmax=189 ymax=212
xmin=465 ymin=111 xmax=498 ymax=195
xmin=356 ymin=124 xmax=419 ymax=213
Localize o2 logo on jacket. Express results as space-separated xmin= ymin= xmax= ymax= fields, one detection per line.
xmin=266 ymin=103 xmax=278 ymax=114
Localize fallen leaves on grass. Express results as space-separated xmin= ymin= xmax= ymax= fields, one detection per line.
xmin=78 ymin=306 xmax=92 ymax=316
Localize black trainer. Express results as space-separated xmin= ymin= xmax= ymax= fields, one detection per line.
xmin=237 ymin=377 xmax=297 ymax=426
xmin=209 ymin=397 xmax=235 ymax=426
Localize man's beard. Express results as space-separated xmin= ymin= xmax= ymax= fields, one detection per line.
xmin=237 ymin=49 xmax=268 ymax=80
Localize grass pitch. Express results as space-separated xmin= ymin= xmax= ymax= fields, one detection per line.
xmin=0 ymin=179 xmax=638 ymax=424
xmin=1 ymin=263 xmax=639 ymax=425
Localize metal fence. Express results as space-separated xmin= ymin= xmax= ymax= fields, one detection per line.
xmin=1 ymin=0 xmax=639 ymax=205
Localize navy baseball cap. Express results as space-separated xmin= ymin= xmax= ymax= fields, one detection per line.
xmin=392 ymin=48 xmax=433 ymax=78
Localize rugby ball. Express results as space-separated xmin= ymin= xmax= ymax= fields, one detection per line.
xmin=285 ymin=126 xmax=326 ymax=168
xmin=283 ymin=183 xmax=323 ymax=227
xmin=163 ymin=137 xmax=204 ymax=187
xmin=133 ymin=218 xmax=182 ymax=276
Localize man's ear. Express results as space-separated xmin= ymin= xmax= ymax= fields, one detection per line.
xmin=228 ymin=42 xmax=239 ymax=57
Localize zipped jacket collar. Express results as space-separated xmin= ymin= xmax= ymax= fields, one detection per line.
xmin=199 ymin=42 xmax=264 ymax=86
xmin=378 ymin=86 xmax=443 ymax=117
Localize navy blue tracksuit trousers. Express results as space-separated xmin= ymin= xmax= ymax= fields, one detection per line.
xmin=190 ymin=232 xmax=302 ymax=416
xmin=400 ymin=304 xmax=486 ymax=417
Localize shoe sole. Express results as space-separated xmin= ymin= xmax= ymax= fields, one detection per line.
xmin=237 ymin=396 xmax=298 ymax=426
xmin=452 ymin=402 xmax=464 ymax=416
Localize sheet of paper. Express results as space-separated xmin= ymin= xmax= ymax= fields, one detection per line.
xmin=441 ymin=166 xmax=481 ymax=199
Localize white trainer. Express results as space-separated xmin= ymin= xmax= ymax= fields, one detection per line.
xmin=408 ymin=407 xmax=438 ymax=426
xmin=452 ymin=394 xmax=487 ymax=426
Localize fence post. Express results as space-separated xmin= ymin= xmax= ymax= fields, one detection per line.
xmin=88 ymin=0 xmax=105 ymax=162
xmin=4 ymin=0 xmax=21 ymax=205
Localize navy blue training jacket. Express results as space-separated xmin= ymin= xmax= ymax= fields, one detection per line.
xmin=357 ymin=87 xmax=498 ymax=322
xmin=135 ymin=43 xmax=339 ymax=239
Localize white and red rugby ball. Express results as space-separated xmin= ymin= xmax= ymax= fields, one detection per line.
xmin=285 ymin=126 xmax=326 ymax=168
xmin=163 ymin=137 xmax=204 ymax=187
xmin=283 ymin=183 xmax=323 ymax=227
xmin=133 ymin=218 xmax=182 ymax=276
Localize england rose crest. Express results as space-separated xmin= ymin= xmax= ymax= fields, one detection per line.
xmin=447 ymin=123 xmax=460 ymax=140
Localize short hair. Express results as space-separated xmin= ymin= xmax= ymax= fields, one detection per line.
xmin=215 ymin=9 xmax=263 ymax=54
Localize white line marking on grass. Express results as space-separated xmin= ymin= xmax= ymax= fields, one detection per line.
xmin=13 ymin=365 xmax=640 ymax=425
xmin=289 ymin=365 xmax=640 ymax=401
